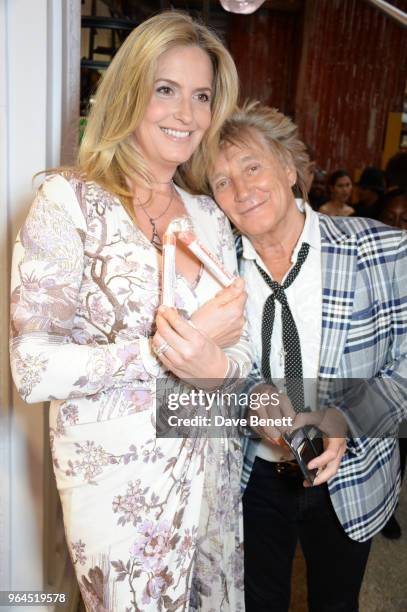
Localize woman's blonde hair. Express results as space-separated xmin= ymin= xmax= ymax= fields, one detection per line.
xmin=78 ymin=10 xmax=239 ymax=213
xmin=212 ymin=101 xmax=310 ymax=200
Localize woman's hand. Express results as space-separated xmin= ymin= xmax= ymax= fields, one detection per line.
xmin=153 ymin=306 xmax=229 ymax=386
xmin=190 ymin=278 xmax=247 ymax=348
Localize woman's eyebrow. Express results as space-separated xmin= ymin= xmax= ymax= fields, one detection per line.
xmin=154 ymin=78 xmax=178 ymax=86
xmin=154 ymin=78 xmax=212 ymax=92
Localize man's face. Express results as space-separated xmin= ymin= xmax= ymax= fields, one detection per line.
xmin=310 ymin=170 xmax=327 ymax=199
xmin=380 ymin=195 xmax=407 ymax=230
xmin=209 ymin=132 xmax=297 ymax=240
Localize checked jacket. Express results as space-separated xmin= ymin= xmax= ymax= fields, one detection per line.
xmin=238 ymin=213 xmax=407 ymax=542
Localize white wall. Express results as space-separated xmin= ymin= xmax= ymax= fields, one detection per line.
xmin=0 ymin=1 xmax=80 ymax=609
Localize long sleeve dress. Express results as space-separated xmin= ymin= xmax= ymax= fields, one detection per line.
xmin=10 ymin=174 xmax=252 ymax=612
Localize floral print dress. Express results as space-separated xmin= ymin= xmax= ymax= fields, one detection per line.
xmin=10 ymin=174 xmax=252 ymax=612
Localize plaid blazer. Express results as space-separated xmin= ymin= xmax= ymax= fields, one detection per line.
xmin=238 ymin=214 xmax=407 ymax=542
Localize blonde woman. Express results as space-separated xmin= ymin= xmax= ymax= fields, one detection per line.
xmin=10 ymin=12 xmax=251 ymax=611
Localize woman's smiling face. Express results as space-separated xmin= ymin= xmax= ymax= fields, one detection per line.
xmin=133 ymin=45 xmax=213 ymax=178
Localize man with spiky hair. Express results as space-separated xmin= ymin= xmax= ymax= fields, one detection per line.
xmin=208 ymin=102 xmax=407 ymax=612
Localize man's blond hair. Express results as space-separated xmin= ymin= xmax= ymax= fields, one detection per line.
xmin=211 ymin=101 xmax=309 ymax=201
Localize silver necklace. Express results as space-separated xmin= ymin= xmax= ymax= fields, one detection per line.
xmin=135 ymin=185 xmax=175 ymax=249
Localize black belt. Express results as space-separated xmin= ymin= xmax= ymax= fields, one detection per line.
xmin=256 ymin=456 xmax=302 ymax=478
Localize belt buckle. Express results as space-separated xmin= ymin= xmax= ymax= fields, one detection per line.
xmin=276 ymin=461 xmax=298 ymax=477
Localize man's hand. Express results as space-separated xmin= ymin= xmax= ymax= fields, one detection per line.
xmin=291 ymin=407 xmax=348 ymax=486
xmin=246 ymin=392 xmax=348 ymax=485
xmin=306 ymin=436 xmax=347 ymax=487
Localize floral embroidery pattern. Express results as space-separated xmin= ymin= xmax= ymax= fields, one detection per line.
xmin=65 ymin=441 xmax=139 ymax=484
xmin=56 ymin=402 xmax=79 ymax=435
xmin=71 ymin=539 xmax=87 ymax=566
xmin=110 ymin=519 xmax=196 ymax=611
xmin=11 ymin=350 xmax=48 ymax=401
xmin=195 ymin=195 xmax=218 ymax=215
xmin=112 ymin=480 xmax=149 ymax=528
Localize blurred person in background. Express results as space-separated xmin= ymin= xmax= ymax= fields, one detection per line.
xmin=353 ymin=166 xmax=385 ymax=220
xmin=319 ymin=169 xmax=354 ymax=216
xmin=291 ymin=143 xmax=329 ymax=212
xmin=380 ymin=188 xmax=407 ymax=231
xmin=308 ymin=168 xmax=328 ymax=210
xmin=302 ymin=143 xmax=329 ymax=211
xmin=385 ymin=151 xmax=407 ymax=192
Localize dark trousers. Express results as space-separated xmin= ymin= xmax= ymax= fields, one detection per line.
xmin=243 ymin=457 xmax=371 ymax=612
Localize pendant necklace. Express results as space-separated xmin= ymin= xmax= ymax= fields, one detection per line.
xmin=134 ymin=184 xmax=175 ymax=250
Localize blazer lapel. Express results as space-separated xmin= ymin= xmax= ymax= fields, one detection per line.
xmin=318 ymin=216 xmax=357 ymax=392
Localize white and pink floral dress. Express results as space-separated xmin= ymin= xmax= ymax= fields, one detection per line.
xmin=10 ymin=174 xmax=251 ymax=612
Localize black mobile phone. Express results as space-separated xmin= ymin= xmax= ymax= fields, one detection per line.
xmin=283 ymin=426 xmax=323 ymax=485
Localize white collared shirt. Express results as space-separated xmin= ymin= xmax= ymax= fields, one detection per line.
xmin=240 ymin=201 xmax=322 ymax=461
